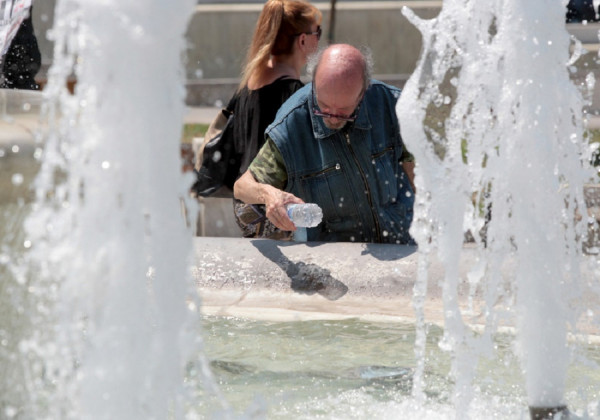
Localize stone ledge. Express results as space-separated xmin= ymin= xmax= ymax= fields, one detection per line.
xmin=193 ymin=237 xmax=600 ymax=335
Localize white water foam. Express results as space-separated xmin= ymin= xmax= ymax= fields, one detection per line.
xmin=398 ymin=0 xmax=596 ymax=414
xmin=11 ymin=1 xmax=216 ymax=418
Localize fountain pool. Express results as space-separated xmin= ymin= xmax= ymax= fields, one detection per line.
xmin=196 ymin=316 xmax=600 ymax=419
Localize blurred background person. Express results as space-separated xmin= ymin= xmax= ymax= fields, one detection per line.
xmin=566 ymin=0 xmax=597 ymax=22
xmin=0 ymin=0 xmax=41 ymax=90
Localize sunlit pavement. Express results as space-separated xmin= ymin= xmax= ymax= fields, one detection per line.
xmin=185 ymin=106 xmax=220 ymax=125
xmin=4 ymin=103 xmax=600 ymax=135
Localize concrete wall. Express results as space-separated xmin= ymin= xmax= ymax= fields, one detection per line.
xmin=32 ymin=1 xmax=443 ymax=76
xmin=31 ymin=2 xmax=600 ymax=109
xmin=184 ymin=1 xmax=442 ymax=105
xmin=31 ymin=1 xmax=442 ymax=105
xmin=185 ymin=1 xmax=441 ymax=80
xmin=31 ymin=1 xmax=56 ymax=70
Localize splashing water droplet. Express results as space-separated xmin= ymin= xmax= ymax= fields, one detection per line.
xmin=11 ymin=173 xmax=24 ymax=185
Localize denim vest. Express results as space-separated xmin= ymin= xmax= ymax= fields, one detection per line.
xmin=266 ymin=80 xmax=414 ymax=244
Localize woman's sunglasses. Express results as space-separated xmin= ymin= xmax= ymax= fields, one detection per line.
xmin=297 ymin=25 xmax=322 ymax=41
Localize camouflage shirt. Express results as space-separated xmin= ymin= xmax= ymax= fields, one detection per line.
xmin=248 ymin=136 xmax=288 ymax=189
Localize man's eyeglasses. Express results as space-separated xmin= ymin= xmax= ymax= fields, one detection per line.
xmin=311 ymin=84 xmax=362 ymax=122
xmin=297 ymin=25 xmax=322 ymax=41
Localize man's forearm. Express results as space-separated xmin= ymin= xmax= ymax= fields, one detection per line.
xmin=234 ymin=170 xmax=303 ymax=231
xmin=233 ymin=170 xmax=267 ymax=204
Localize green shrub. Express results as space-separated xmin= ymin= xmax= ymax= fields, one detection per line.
xmin=182 ymin=123 xmax=208 ymax=144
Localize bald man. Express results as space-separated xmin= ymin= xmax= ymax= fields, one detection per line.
xmin=234 ymin=44 xmax=415 ymax=244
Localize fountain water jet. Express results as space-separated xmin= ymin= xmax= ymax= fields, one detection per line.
xmin=1 ymin=0 xmax=222 ymax=418
xmin=398 ymin=0 xmax=596 ymax=417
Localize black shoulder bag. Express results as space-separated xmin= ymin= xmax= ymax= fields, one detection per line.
xmin=192 ymin=95 xmax=240 ymax=198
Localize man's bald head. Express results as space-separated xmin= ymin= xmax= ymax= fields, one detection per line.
xmin=308 ymin=44 xmax=372 ymax=130
xmin=310 ymin=44 xmax=371 ymax=92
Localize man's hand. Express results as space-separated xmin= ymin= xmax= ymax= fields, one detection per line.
xmin=262 ymin=186 xmax=304 ymax=231
xmin=234 ymin=170 xmax=304 ymax=231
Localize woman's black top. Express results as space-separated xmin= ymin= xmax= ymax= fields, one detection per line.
xmin=193 ymin=76 xmax=302 ymax=197
xmin=232 ymin=76 xmax=304 ymax=178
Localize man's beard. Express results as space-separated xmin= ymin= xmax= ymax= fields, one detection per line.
xmin=323 ymin=119 xmax=347 ymax=131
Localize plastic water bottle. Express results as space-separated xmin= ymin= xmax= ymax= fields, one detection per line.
xmin=286 ymin=203 xmax=323 ymax=228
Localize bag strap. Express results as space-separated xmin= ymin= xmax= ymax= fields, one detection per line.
xmin=225 ymin=91 xmax=239 ymax=113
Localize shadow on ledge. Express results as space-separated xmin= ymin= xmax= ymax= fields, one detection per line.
xmin=251 ymin=240 xmax=349 ymax=301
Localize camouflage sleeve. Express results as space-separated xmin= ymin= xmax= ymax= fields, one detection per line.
xmin=248 ymin=137 xmax=288 ymax=190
